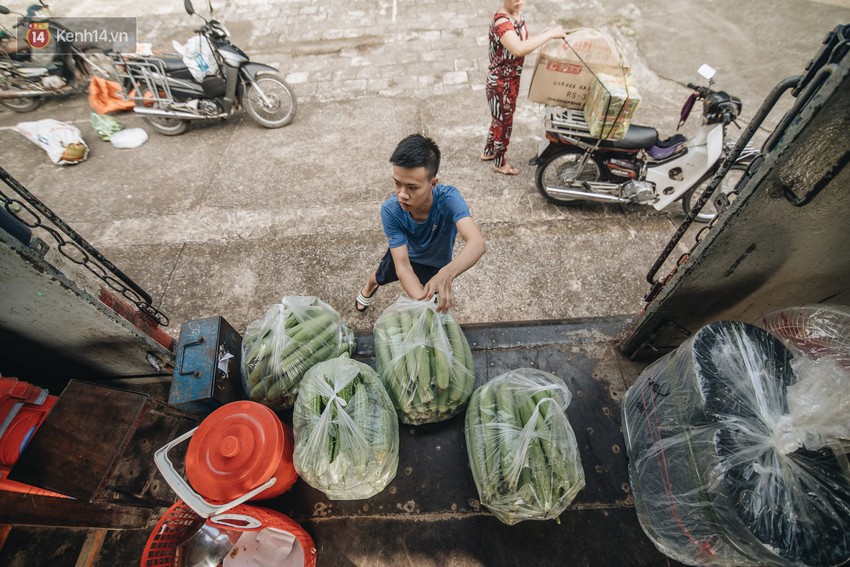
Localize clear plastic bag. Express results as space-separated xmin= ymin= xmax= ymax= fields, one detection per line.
xmin=109 ymin=127 xmax=148 ymax=149
xmin=758 ymin=304 xmax=850 ymax=371
xmin=89 ymin=112 xmax=124 ymax=141
xmin=621 ymin=320 xmax=850 ymax=567
xmin=464 ymin=368 xmax=585 ymax=525
xmin=373 ymin=297 xmax=475 ymax=425
xmin=292 ymin=355 xmax=399 ymax=500
xmin=241 ymin=296 xmax=356 ymax=410
xmin=758 ymin=304 xmax=850 ymax=460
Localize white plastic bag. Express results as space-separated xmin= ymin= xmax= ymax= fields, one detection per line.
xmin=758 ymin=304 xmax=850 ymax=453
xmin=110 ymin=128 xmax=149 ymax=149
xmin=15 ymin=119 xmax=89 ymax=165
xmin=172 ymin=35 xmax=219 ymax=82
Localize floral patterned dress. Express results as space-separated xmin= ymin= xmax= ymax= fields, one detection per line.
xmin=483 ymin=12 xmax=528 ymax=168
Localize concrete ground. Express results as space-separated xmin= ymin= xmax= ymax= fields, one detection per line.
xmin=1 ymin=0 xmax=847 ymax=340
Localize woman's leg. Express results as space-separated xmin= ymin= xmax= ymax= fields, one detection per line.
xmin=482 ymin=81 xmax=498 ymax=159
xmin=487 ymin=77 xmax=519 ymax=170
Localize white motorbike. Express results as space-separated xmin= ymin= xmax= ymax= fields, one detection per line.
xmin=530 ymin=65 xmax=758 ymax=222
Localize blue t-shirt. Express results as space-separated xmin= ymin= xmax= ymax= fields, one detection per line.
xmin=381 ymin=184 xmax=471 ymax=268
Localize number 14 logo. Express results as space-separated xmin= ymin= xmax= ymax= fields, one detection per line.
xmin=26 ymin=22 xmax=50 ymax=49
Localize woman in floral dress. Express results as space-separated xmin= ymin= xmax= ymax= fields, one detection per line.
xmin=482 ymin=0 xmax=566 ymax=175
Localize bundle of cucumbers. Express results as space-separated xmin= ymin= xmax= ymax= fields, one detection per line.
xmin=241 ymin=296 xmax=356 ymax=410
xmin=374 ymin=297 xmax=475 ymax=425
xmin=293 ymin=355 xmax=399 ymax=500
xmin=465 ymin=368 xmax=585 ymax=525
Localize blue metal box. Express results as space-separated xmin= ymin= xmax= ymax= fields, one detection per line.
xmin=168 ymin=316 xmax=244 ymax=415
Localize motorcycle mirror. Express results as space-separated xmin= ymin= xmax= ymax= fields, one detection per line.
xmin=698 ymin=64 xmax=716 ymax=81
xmin=184 ymin=0 xmax=194 ymax=15
xmin=0 ymin=6 xmax=10 ymax=14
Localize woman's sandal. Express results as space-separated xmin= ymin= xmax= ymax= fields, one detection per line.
xmin=493 ymin=164 xmax=520 ymax=175
xmin=355 ymin=288 xmax=377 ymax=313
xmin=480 ymin=154 xmax=495 ymax=161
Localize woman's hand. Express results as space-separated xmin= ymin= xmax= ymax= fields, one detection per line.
xmin=548 ymin=25 xmax=566 ymax=41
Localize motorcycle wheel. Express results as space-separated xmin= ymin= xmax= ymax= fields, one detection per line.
xmin=244 ymin=73 xmax=296 ymax=128
xmin=0 ymin=97 xmax=41 ymax=113
xmin=535 ymin=149 xmax=604 ymax=205
xmin=682 ymin=163 xmax=748 ymax=223
xmin=143 ymin=109 xmax=190 ymax=136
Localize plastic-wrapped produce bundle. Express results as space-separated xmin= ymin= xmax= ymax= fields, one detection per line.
xmin=241 ymin=296 xmax=356 ymax=410
xmin=373 ymin=297 xmax=475 ymax=425
xmin=759 ymin=304 xmax=850 ymax=371
xmin=465 ymin=368 xmax=585 ymax=525
xmin=293 ymin=355 xmax=399 ymax=500
xmin=621 ymin=321 xmax=850 ymax=567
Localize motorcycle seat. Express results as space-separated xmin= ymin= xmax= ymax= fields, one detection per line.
xmin=600 ymin=125 xmax=659 ymax=150
xmin=160 ymin=54 xmax=188 ymax=73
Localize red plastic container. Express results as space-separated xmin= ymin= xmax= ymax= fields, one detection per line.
xmin=0 ymin=395 xmax=57 ymax=469
xmin=0 ymin=376 xmax=62 ymax=497
xmin=140 ymin=501 xmax=317 ymax=567
xmin=155 ymin=401 xmax=297 ymax=519
xmin=186 ymin=401 xmax=298 ymax=502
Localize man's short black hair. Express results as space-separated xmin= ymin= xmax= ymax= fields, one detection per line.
xmin=389 ymin=134 xmax=441 ymax=180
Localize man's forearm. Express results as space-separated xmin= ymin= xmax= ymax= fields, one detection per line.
xmin=441 ymin=236 xmax=486 ymax=280
xmin=397 ymin=264 xmax=426 ymax=299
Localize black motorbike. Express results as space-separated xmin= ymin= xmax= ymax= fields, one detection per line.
xmin=112 ymin=0 xmax=296 ymax=136
xmin=0 ymin=1 xmax=114 ymax=112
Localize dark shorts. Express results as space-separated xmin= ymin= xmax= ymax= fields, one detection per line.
xmin=374 ymin=248 xmax=442 ymax=286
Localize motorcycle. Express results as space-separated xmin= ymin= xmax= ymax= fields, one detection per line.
xmin=530 ymin=65 xmax=759 ymax=223
xmin=112 ymin=0 xmax=296 ymax=136
xmin=0 ymin=1 xmax=115 ymax=112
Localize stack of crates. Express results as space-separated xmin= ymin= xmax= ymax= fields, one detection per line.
xmin=583 ymin=72 xmax=641 ymax=141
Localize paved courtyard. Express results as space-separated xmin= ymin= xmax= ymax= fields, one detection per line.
xmin=1 ymin=0 xmax=846 ymax=337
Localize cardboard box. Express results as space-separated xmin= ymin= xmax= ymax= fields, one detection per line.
xmin=528 ymin=28 xmax=627 ymax=110
xmin=584 ymin=73 xmax=641 ymax=140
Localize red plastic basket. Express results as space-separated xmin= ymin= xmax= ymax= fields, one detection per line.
xmin=140 ymin=501 xmax=317 ymax=567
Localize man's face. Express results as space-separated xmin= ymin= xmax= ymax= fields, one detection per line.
xmin=392 ymin=165 xmax=436 ymax=215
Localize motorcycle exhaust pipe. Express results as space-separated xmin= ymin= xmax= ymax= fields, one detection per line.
xmin=544 ymin=184 xmax=630 ymax=204
xmin=0 ymin=90 xmax=43 ymax=98
xmin=133 ymin=106 xmax=227 ymax=120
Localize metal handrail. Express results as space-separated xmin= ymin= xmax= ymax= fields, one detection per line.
xmin=644 ymin=75 xmax=802 ymax=301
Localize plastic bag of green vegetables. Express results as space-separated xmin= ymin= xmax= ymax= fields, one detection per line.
xmin=89 ymin=112 xmax=124 ymax=141
xmin=374 ymin=297 xmax=475 ymax=425
xmin=293 ymin=355 xmax=399 ymax=500
xmin=241 ymin=296 xmax=356 ymax=410
xmin=465 ymin=368 xmax=585 ymax=525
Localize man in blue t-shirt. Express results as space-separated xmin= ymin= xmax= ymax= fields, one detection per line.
xmin=356 ymin=134 xmax=486 ymax=314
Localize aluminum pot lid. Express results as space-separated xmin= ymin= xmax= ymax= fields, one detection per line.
xmin=186 ymin=401 xmax=285 ymax=502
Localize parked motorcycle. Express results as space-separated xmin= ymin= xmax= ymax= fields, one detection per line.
xmin=530 ymin=65 xmax=758 ymax=222
xmin=112 ymin=0 xmax=296 ymax=136
xmin=0 ymin=1 xmax=115 ymax=112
